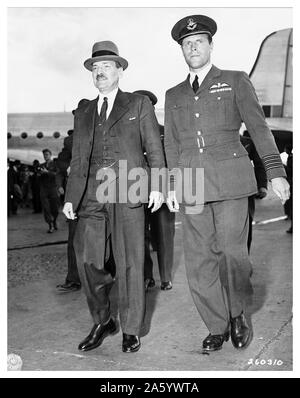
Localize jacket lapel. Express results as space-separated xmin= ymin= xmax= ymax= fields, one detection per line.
xmin=178 ymin=68 xmax=221 ymax=98
xmin=182 ymin=76 xmax=194 ymax=97
xmin=106 ymin=89 xmax=130 ymax=131
xmin=198 ymin=65 xmax=222 ymax=94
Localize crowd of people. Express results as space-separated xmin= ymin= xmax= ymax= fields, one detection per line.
xmin=8 ymin=158 xmax=43 ymax=217
xmin=7 ymin=150 xmax=65 ymax=232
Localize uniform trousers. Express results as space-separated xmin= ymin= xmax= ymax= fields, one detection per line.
xmin=181 ymin=197 xmax=253 ymax=335
xmin=74 ymin=182 xmax=145 ymax=336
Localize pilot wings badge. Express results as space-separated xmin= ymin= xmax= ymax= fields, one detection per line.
xmin=187 ymin=18 xmax=197 ymax=31
xmin=209 ymin=82 xmax=232 ymax=93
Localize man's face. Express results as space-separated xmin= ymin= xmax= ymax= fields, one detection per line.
xmin=92 ymin=60 xmax=123 ymax=93
xmin=181 ymin=34 xmax=213 ymax=71
xmin=43 ymin=151 xmax=51 ymax=161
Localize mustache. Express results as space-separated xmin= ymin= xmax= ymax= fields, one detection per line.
xmin=96 ymin=73 xmax=107 ymax=80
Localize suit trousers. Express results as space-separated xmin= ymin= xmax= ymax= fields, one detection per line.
xmin=65 ymin=219 xmax=81 ymax=285
xmin=74 ymin=199 xmax=145 ymax=336
xmin=181 ymin=197 xmax=253 ymax=335
xmin=144 ymin=204 xmax=175 ymax=282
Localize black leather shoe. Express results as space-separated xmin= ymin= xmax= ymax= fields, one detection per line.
xmin=53 ymin=220 xmax=58 ymax=230
xmin=144 ymin=277 xmax=155 ymax=291
xmin=122 ymin=333 xmax=141 ymax=353
xmin=56 ymin=281 xmax=81 ymax=292
xmin=78 ymin=318 xmax=117 ymax=352
xmin=230 ymin=312 xmax=252 ymax=349
xmin=161 ymin=281 xmax=172 ymax=291
xmin=202 ymin=331 xmax=230 ymax=352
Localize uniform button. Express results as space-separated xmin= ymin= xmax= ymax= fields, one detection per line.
xmin=217 ymin=97 xmax=221 ymax=100
xmin=197 ymin=131 xmax=201 ymax=136
xmin=199 ymin=149 xmax=204 ymax=153
xmin=103 ymin=146 xmax=108 ymax=150
xmin=195 ymin=113 xmax=200 ymax=118
xmin=195 ymin=96 xmax=199 ymax=100
xmin=233 ymin=153 xmax=237 ymax=156
xmin=103 ymin=151 xmax=107 ymax=156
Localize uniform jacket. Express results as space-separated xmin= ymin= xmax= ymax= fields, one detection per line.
xmin=65 ymin=89 xmax=165 ymax=211
xmin=164 ymin=65 xmax=286 ymax=203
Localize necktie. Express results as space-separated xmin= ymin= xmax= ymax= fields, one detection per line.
xmin=192 ymin=75 xmax=199 ymax=93
xmin=99 ymin=97 xmax=108 ymax=124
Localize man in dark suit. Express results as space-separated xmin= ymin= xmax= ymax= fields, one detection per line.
xmin=134 ymin=90 xmax=175 ymax=291
xmin=63 ymin=41 xmax=165 ymax=353
xmin=56 ymin=129 xmax=82 ymax=292
xmin=164 ymin=15 xmax=290 ymax=352
xmin=240 ymin=135 xmax=268 ymax=252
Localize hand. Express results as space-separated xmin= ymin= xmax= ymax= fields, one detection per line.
xmin=166 ymin=190 xmax=179 ymax=212
xmin=148 ymin=191 xmax=164 ymax=213
xmin=58 ymin=187 xmax=64 ymax=195
xmin=40 ymin=167 xmax=48 ymax=173
xmin=255 ymin=187 xmax=268 ymax=199
xmin=271 ymin=177 xmax=290 ymax=205
xmin=63 ymin=202 xmax=77 ymax=220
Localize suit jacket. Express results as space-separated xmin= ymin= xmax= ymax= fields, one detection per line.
xmin=164 ymin=65 xmax=286 ymax=203
xmin=65 ymin=89 xmax=165 ymax=211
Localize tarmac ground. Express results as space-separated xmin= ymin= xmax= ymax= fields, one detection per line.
xmin=7 ymin=190 xmax=293 ymax=373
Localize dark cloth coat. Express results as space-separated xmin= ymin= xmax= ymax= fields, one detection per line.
xmin=65 ymin=90 xmax=165 ymax=211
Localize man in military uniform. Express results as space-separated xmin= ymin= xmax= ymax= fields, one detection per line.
xmin=164 ymin=15 xmax=289 ymax=352
xmin=63 ymin=41 xmax=165 ymax=353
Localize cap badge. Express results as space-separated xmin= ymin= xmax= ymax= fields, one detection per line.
xmin=186 ymin=18 xmax=197 ymax=31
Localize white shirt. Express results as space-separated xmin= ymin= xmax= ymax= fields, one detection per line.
xmin=189 ymin=62 xmax=212 ymax=88
xmin=98 ymin=87 xmax=118 ymax=118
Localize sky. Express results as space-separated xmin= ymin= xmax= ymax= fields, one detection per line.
xmin=6 ymin=5 xmax=293 ymax=113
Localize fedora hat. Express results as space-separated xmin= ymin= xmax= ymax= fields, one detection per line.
xmin=84 ymin=41 xmax=128 ymax=71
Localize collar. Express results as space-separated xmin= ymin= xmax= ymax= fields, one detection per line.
xmin=189 ymin=62 xmax=212 ymax=86
xmin=98 ymin=86 xmax=118 ymax=103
